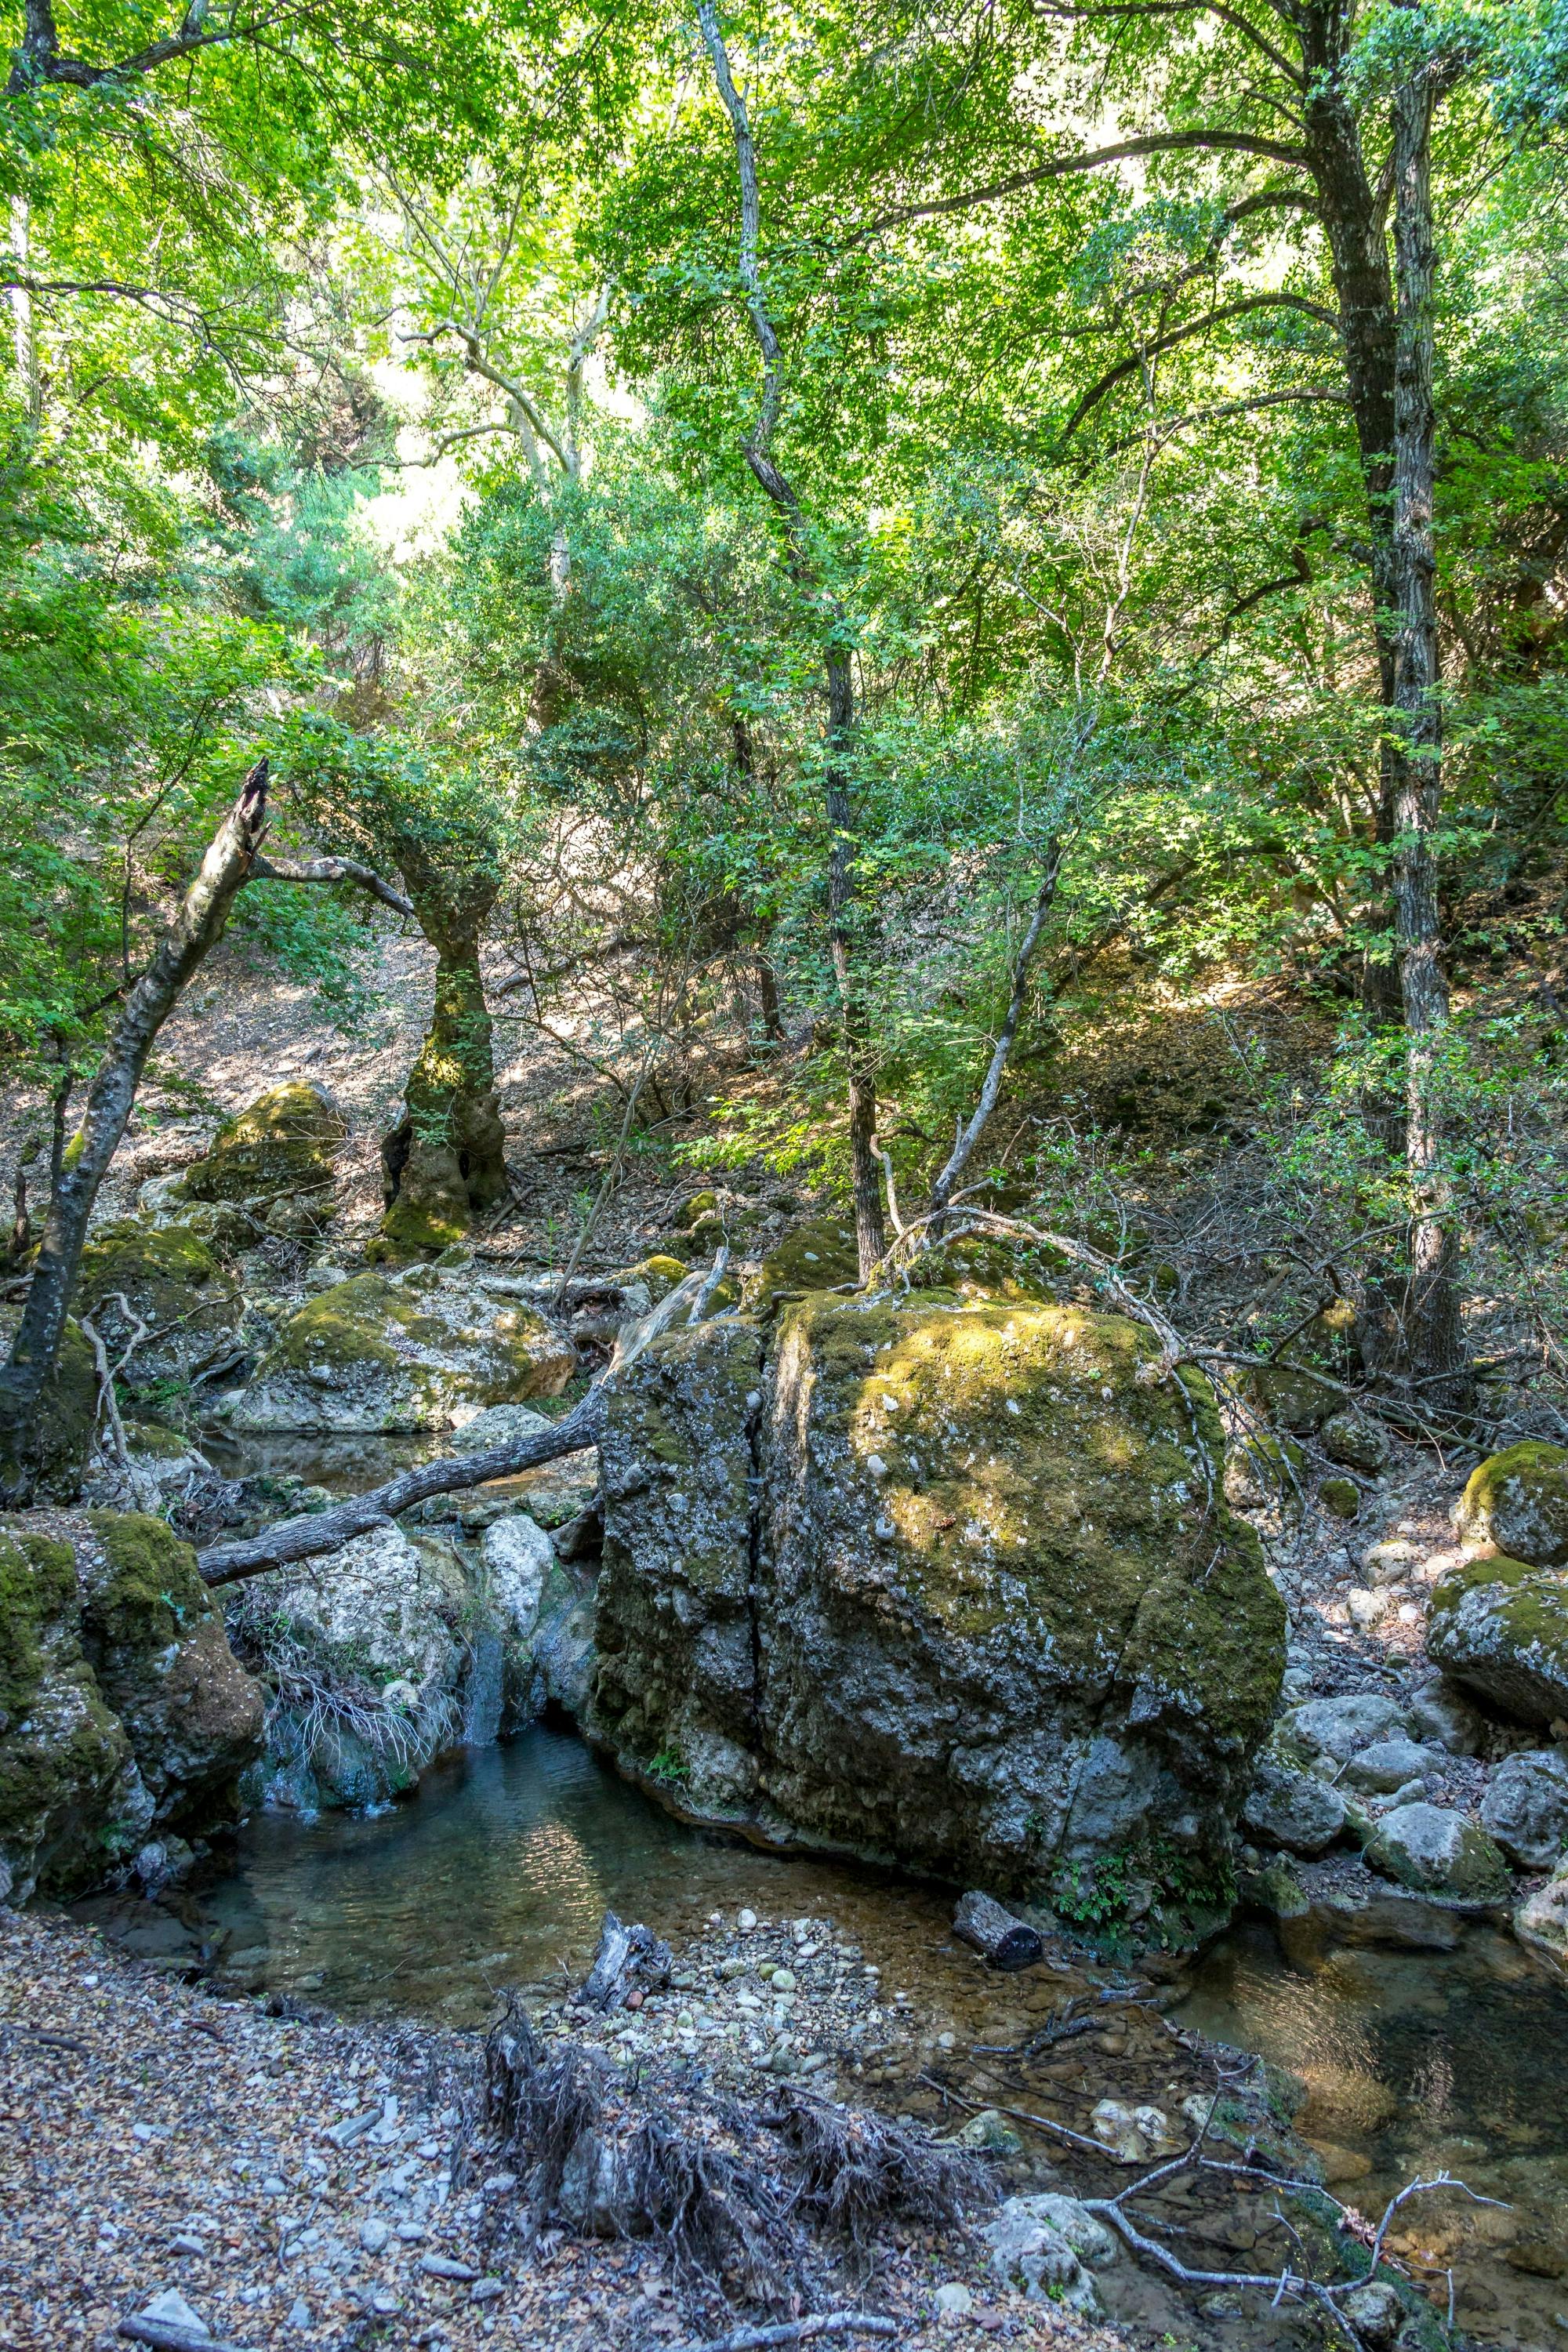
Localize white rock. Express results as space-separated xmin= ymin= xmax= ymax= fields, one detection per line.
xmin=984 ymin=2196 xmax=1105 ymax=2313
xmin=481 ymin=1512 xmax=556 ymax=1644
xmin=137 ymin=2292 xmax=210 ymax=2336
xmin=1090 ymin=2099 xmax=1181 ymax=2163
xmin=934 ymin=2281 xmax=975 ymax=2317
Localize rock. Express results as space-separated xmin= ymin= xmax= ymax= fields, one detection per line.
xmin=136 ymin=2289 xmax=212 ymax=2336
xmin=1340 ymin=2279 xmax=1403 ymax=2345
xmin=1515 ymin=1865 xmax=1568 ymax=1969
xmin=1240 ymin=1359 xmax=1337 ymax=1435
xmin=1359 ymin=1538 xmax=1420 ymax=1586
xmin=1406 ymin=1676 xmax=1484 ymax=1755
xmin=358 ymin=2218 xmax=390 ymax=2252
xmin=1428 ymin=1552 xmax=1568 ymax=1724
xmin=593 ymin=1298 xmax=1284 ymax=1930
xmin=230 ymin=1265 xmax=576 ymax=1433
xmin=227 ymin=1523 xmax=479 ymax=1809
xmin=1283 ymin=1693 xmax=1408 ymax=1764
xmin=1364 ymin=1802 xmax=1511 ymax=1902
xmin=742 ymin=1216 xmax=860 ymax=1316
xmin=450 ymin=1402 xmax=556 ymax=1453
xmin=1457 ymin=1442 xmax=1568 ymax=1566
xmin=0 ymin=1313 xmax=97 ymax=1504
xmin=983 ymin=2195 xmax=1105 ymax=2313
xmin=1319 ymin=1476 xmax=1360 ymax=1521
xmin=953 ymin=1889 xmax=1045 ymax=1969
xmin=1090 ymin=2099 xmax=1181 ymax=2162
xmin=1479 ymin=1747 xmax=1568 ymax=1870
xmin=183 ymin=1080 xmax=347 ymax=1210
xmin=945 ymin=2108 xmax=1025 ymax=2156
xmin=1321 ymin=1413 xmax=1391 ymax=1475
xmin=933 ymin=2281 xmax=975 ymax=2318
xmin=481 ymin=1513 xmax=555 ymax=1647
xmin=1025 ymin=2194 xmax=1119 ymax=2268
xmin=608 ymin=1254 xmax=690 ymax=1305
xmin=0 ymin=1511 xmax=263 ymax=1903
xmin=1341 ymin=1737 xmax=1438 ymax=1795
xmin=76 ymin=1219 xmax=244 ymax=1399
xmin=1346 ymin=1586 xmax=1389 ymax=1627
xmin=1240 ymin=1755 xmax=1346 ymax=1856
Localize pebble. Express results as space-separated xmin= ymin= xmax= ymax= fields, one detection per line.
xmin=262 ymin=2173 xmax=288 ymax=2195
xmin=286 ymin=2296 xmax=311 ymax=2328
xmin=169 ymin=2232 xmax=207 ymax=2256
xmin=423 ymin=2252 xmax=481 ymax=2281
xmin=935 ymin=2281 xmax=976 ymax=2316
xmin=359 ymin=2218 xmax=390 ymax=2252
xmin=770 ymin=1968 xmax=797 ymax=1992
xmin=738 ymin=1907 xmax=757 ymax=1931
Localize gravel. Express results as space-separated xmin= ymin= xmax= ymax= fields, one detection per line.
xmin=0 ymin=1905 xmax=1134 ymax=2351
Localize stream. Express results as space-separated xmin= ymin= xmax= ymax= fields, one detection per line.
xmin=74 ymin=1721 xmax=1568 ymax=2352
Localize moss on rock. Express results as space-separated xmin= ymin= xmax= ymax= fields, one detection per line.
xmin=75 ymin=1219 xmax=239 ymax=1399
xmin=183 ymin=1080 xmax=347 ymax=1206
xmin=0 ymin=1530 xmax=77 ymax=1721
xmin=230 ymin=1267 xmax=577 ymax=1434
xmin=1458 ymin=1442 xmax=1568 ymax=1568
xmin=1428 ymin=1551 xmax=1568 ymax=1723
xmin=742 ymin=1216 xmax=859 ymax=1315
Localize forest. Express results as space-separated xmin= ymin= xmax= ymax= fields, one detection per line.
xmin=3 ymin=2 xmax=1568 ymax=2350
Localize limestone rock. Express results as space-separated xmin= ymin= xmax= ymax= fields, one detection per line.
xmin=230 ymin=1265 xmax=576 ymax=1434
xmin=76 ymin=1218 xmax=242 ymax=1397
xmin=1240 ymin=1755 xmax=1346 ymax=1855
xmin=0 ymin=1512 xmax=262 ymax=1901
xmin=183 ymin=1080 xmax=347 ymax=1210
xmin=451 ymin=1403 xmax=555 ymax=1454
xmin=1479 ymin=1747 xmax=1568 ymax=1871
xmin=1363 ymin=1802 xmax=1511 ymax=1903
xmin=481 ymin=1513 xmax=555 ymax=1646
xmin=983 ymin=2195 xmax=1105 ymax=2312
xmin=1090 ymin=2099 xmax=1181 ymax=2162
xmin=593 ymin=1295 xmax=1284 ymax=1933
xmin=1320 ymin=1413 xmax=1391 ymax=1475
xmin=1341 ymin=1737 xmax=1437 ymax=1795
xmin=227 ymin=1523 xmax=476 ymax=1810
xmin=1457 ymin=1442 xmax=1568 ymax=1566
xmin=1283 ymin=1693 xmax=1409 ymax=1764
xmin=1515 ymin=1864 xmax=1568 ymax=1970
xmin=1427 ymin=1553 xmax=1568 ymax=1724
xmin=1406 ymin=1676 xmax=1485 ymax=1756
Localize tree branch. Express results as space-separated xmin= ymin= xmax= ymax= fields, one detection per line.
xmin=1058 ymin=293 xmax=1339 ymax=444
xmin=863 ymin=130 xmax=1312 ymax=235
xmin=249 ymin=851 xmax=415 ymax=920
xmin=1031 ymin=0 xmax=1303 ymax=86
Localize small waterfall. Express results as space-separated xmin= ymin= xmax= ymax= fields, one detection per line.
xmin=461 ymin=1628 xmax=505 ymax=1749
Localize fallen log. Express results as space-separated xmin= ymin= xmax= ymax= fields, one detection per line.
xmin=196 ymin=1266 xmax=710 ymax=1586
xmin=952 ymin=1889 xmax=1044 ymax=1972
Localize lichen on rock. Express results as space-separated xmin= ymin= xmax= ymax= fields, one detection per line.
xmin=1457 ymin=1442 xmax=1568 ymax=1568
xmin=229 ymin=1265 xmax=576 ymax=1433
xmin=592 ymin=1292 xmax=1284 ymax=1940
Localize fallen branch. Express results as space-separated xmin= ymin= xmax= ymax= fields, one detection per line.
xmin=248 ymin=851 xmax=414 ymax=921
xmin=118 ymin=2320 xmax=255 ymax=2352
xmin=675 ymin=2315 xmax=900 ymax=2352
xmin=196 ymin=1265 xmax=712 ymax=1584
xmin=79 ymin=1295 xmax=159 ymax=1511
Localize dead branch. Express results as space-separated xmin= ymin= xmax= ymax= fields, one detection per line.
xmin=249 ymin=852 xmax=415 ymax=922
xmin=675 ymin=2317 xmax=900 ymax=2351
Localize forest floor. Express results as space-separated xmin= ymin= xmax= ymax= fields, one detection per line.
xmin=0 ymin=1904 xmax=1131 ymax=2352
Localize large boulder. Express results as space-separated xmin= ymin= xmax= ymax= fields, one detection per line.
xmin=183 ymin=1080 xmax=347 ymax=1211
xmin=0 ymin=1512 xmax=263 ymax=1903
xmin=1457 ymin=1443 xmax=1568 ymax=1566
xmin=75 ymin=1218 xmax=243 ymax=1399
xmin=1479 ymin=1747 xmax=1568 ymax=1871
xmin=1426 ymin=1553 xmax=1568 ymax=1725
xmin=1241 ymin=1755 xmax=1347 ymax=1856
xmin=592 ymin=1294 xmax=1285 ymax=1936
xmin=228 ymin=1265 xmax=576 ymax=1434
xmin=1363 ymin=1802 xmax=1511 ymax=1904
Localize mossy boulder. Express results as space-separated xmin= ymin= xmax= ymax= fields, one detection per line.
xmin=75 ymin=1218 xmax=241 ymax=1398
xmin=228 ymin=1264 xmax=577 ymax=1434
xmin=0 ymin=1512 xmax=263 ymax=1902
xmin=608 ymin=1254 xmax=689 ymax=1304
xmin=0 ymin=1314 xmax=97 ymax=1504
xmin=1363 ymin=1802 xmax=1512 ymax=1904
xmin=1457 ymin=1443 xmax=1568 ymax=1568
xmin=742 ymin=1216 xmax=859 ymax=1316
xmin=593 ymin=1295 xmax=1285 ymax=1937
xmin=1427 ymin=1551 xmax=1568 ymax=1724
xmin=183 ymin=1080 xmax=347 ymax=1209
xmin=1320 ymin=1476 xmax=1361 ymax=1522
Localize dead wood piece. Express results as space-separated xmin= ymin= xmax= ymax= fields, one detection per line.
xmin=764 ymin=2089 xmax=987 ymax=2252
xmin=676 ymin=2314 xmax=900 ymax=2350
xmin=118 ymin=2319 xmax=253 ymax=2352
xmin=579 ymin=1911 xmax=673 ymax=2011
xmin=952 ymin=1889 xmax=1044 ymax=1972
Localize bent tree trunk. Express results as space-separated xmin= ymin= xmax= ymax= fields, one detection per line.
xmin=382 ymin=920 xmax=509 ymax=1254
xmin=1388 ymin=52 xmax=1468 ymax=1411
xmin=0 ymin=760 xmax=270 ymax=1503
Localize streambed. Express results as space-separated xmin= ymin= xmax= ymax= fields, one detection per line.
xmin=73 ymin=1722 xmax=1568 ymax=2352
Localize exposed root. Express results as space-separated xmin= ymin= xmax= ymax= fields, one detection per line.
xmin=765 ymin=2086 xmax=990 ymax=2257
xmin=622 ymin=2114 xmax=798 ymax=2302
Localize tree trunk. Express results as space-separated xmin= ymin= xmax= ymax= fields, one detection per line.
xmin=1388 ymin=53 xmax=1468 ymax=1411
xmin=0 ymin=760 xmax=270 ymax=1502
xmin=381 ymin=928 xmax=509 ymax=1255
xmin=826 ymin=647 xmax=887 ymax=1276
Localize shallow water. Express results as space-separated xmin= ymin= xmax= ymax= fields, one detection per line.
xmin=179 ymin=1730 xmax=1568 ymax=2347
